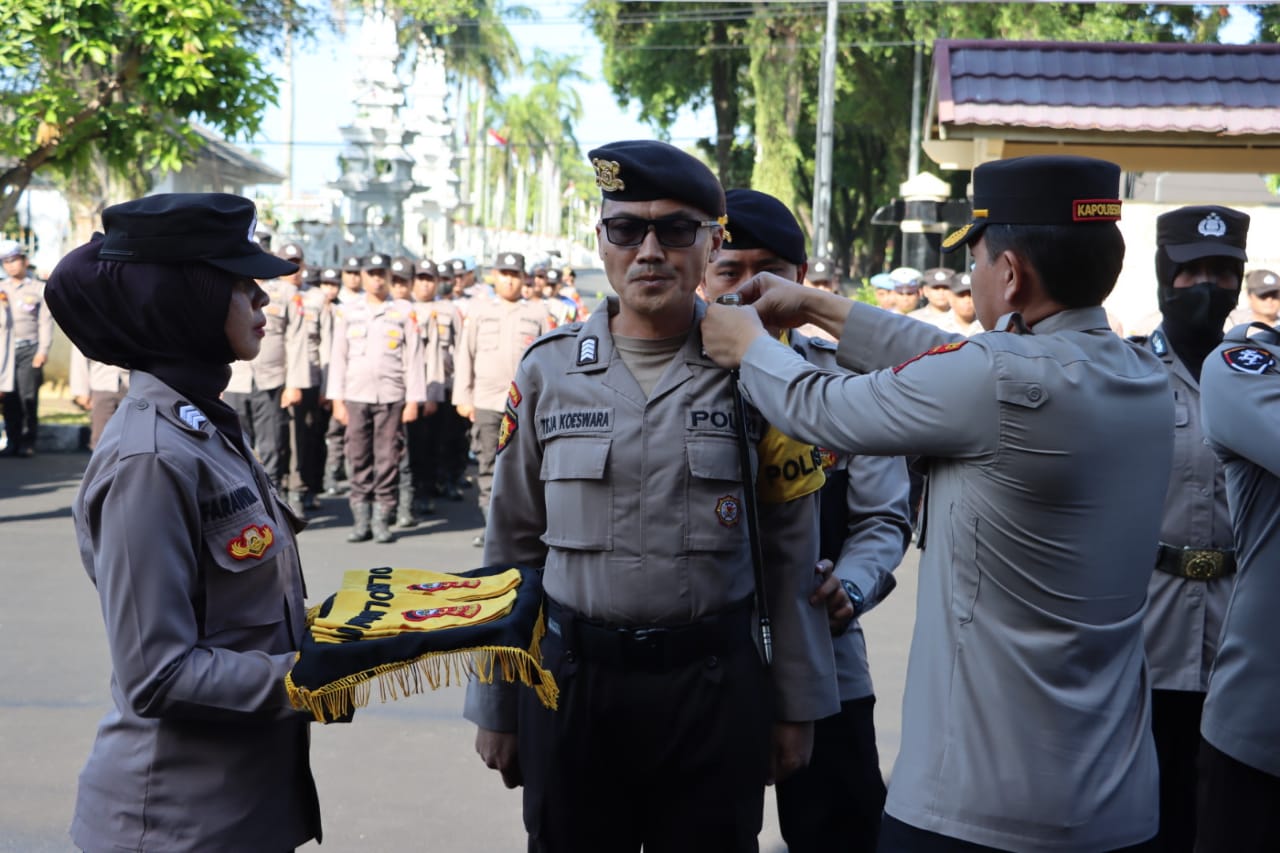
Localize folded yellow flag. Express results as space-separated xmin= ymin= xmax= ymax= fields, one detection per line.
xmin=286 ymin=565 xmax=557 ymax=723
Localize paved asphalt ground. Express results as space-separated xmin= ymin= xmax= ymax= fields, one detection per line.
xmin=0 ymin=449 xmax=918 ymax=852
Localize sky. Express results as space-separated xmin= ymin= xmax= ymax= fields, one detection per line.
xmin=247 ymin=1 xmax=712 ymax=197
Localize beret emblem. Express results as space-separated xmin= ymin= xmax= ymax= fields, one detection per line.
xmin=592 ymin=158 xmax=625 ymax=191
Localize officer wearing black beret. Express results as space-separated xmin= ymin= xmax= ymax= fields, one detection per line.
xmin=465 ymin=142 xmax=837 ymax=851
xmin=1132 ymin=203 xmax=1250 ymax=853
xmin=702 ymin=155 xmax=1174 ymax=851
xmin=707 ymin=188 xmax=911 ymax=853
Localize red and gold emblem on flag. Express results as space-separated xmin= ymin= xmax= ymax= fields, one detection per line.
xmin=227 ymin=524 xmax=274 ymax=560
xmin=403 ymin=604 xmax=482 ymax=622
xmin=715 ymin=495 xmax=742 ymax=528
xmin=408 ymin=579 xmax=483 ymax=593
xmin=893 ymin=340 xmax=968 ymax=374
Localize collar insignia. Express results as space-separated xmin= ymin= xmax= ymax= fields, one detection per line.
xmin=176 ymin=403 xmax=208 ymax=431
xmin=1151 ymin=330 xmax=1168 ymax=356
xmin=1198 ymin=212 xmax=1227 ymax=238
xmin=578 ymin=335 xmax=599 ymax=366
xmin=227 ymin=524 xmax=274 ymax=560
xmin=592 ymin=158 xmax=625 ymax=191
xmin=1222 ymin=346 xmax=1275 ymax=375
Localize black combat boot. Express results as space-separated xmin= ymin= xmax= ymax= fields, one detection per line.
xmin=347 ymin=502 xmax=373 ymax=542
xmin=372 ymin=506 xmax=396 ymax=544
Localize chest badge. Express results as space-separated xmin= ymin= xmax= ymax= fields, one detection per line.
xmin=227 ymin=524 xmax=274 ymax=560
xmin=715 ymin=495 xmax=742 ymax=528
xmin=1222 ymin=346 xmax=1275 ymax=375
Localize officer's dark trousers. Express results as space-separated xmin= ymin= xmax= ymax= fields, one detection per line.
xmin=288 ymin=387 xmax=325 ymax=496
xmin=777 ymin=696 xmax=886 ymax=853
xmin=1151 ymin=688 xmax=1205 ymax=853
xmin=442 ymin=399 xmax=470 ymax=484
xmin=3 ymin=340 xmax=40 ymax=453
xmin=1195 ymin=738 xmax=1280 ymax=853
xmin=345 ymin=400 xmax=404 ymax=511
xmin=225 ymin=385 xmax=289 ymax=490
xmin=472 ymin=408 xmax=503 ymax=513
xmin=405 ymin=410 xmax=434 ymax=498
xmin=518 ymin=601 xmax=771 ymax=853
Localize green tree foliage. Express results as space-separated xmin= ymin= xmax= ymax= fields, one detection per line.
xmin=0 ymin=0 xmax=296 ymax=224
xmin=586 ymin=1 xmax=1227 ymax=276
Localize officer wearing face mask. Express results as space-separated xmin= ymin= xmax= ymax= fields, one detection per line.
xmin=1129 ymin=204 xmax=1249 ymax=853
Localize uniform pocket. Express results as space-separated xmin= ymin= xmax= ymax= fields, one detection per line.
xmin=686 ymin=437 xmax=746 ymax=552
xmin=202 ymin=514 xmax=290 ymax=636
xmin=540 ymin=437 xmax=612 ymax=550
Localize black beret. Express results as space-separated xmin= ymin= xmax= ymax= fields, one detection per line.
xmin=806 ymin=257 xmax=834 ymax=282
xmin=942 ymin=156 xmax=1122 ymax=254
xmin=722 ymin=189 xmax=806 ymax=266
xmin=1156 ymin=205 xmax=1249 ymax=264
xmin=493 ymin=252 xmax=525 ymax=274
xmin=362 ymin=253 xmax=390 ymax=271
xmin=98 ymin=193 xmax=297 ymax=279
xmin=389 ymin=256 xmax=415 ymax=279
xmin=1245 ymin=269 xmax=1279 ymax=295
xmin=588 ymin=140 xmax=725 ymax=218
xmin=923 ymin=267 xmax=956 ymax=288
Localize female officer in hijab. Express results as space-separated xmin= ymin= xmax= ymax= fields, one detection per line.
xmin=45 ymin=194 xmax=323 ymax=852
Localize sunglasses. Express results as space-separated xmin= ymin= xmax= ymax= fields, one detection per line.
xmin=600 ymin=217 xmax=720 ymax=248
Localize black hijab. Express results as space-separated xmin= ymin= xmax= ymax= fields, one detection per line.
xmin=45 ymin=236 xmax=246 ymax=447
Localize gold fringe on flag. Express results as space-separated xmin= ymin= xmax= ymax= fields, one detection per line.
xmin=285 ymin=606 xmax=558 ymax=723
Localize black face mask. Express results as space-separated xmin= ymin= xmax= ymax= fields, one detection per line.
xmin=1158 ymin=282 xmax=1238 ymax=381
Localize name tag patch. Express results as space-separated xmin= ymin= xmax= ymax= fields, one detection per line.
xmin=537 ymin=409 xmax=613 ymax=438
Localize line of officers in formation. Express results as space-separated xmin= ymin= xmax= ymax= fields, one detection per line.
xmin=13 ymin=243 xmax=594 ymax=544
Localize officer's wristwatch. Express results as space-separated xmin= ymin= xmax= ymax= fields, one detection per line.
xmin=841 ymin=579 xmax=865 ymax=618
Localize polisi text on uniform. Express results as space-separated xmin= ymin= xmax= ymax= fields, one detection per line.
xmin=765 ymin=450 xmax=821 ymax=482
xmin=690 ymin=410 xmax=736 ymax=430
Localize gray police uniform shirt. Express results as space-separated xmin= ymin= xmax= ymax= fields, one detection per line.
xmin=299 ymin=286 xmax=327 ymax=389
xmin=0 ymin=282 xmax=13 ymax=391
xmin=791 ymin=331 xmax=911 ymax=702
xmin=452 ymin=297 xmax=552 ymax=413
xmin=226 ymin=278 xmax=311 ymax=393
xmin=3 ymin=273 xmax=53 ymax=355
xmin=69 ymin=346 xmax=128 ymax=396
xmin=1132 ymin=327 xmax=1233 ymax=692
xmin=414 ymin=299 xmax=459 ymax=403
xmin=1200 ymin=324 xmax=1280 ymax=778
xmin=738 ymin=302 xmax=1172 ymax=852
xmin=327 ymin=296 xmax=427 ymax=404
xmin=463 ymin=301 xmax=839 ymax=731
xmin=70 ymin=371 xmax=320 ymax=851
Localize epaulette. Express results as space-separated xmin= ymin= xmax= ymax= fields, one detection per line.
xmin=116 ymin=397 xmax=158 ymax=459
xmin=519 ymin=322 xmax=582 ymax=362
xmin=1126 ymin=334 xmax=1149 ymax=345
xmin=808 ymin=336 xmax=838 ymax=351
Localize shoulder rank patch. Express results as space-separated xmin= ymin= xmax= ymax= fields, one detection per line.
xmin=497 ymin=408 xmax=518 ymax=454
xmin=227 ymin=524 xmax=274 ymax=560
xmin=175 ymin=402 xmax=208 ymax=432
xmin=507 ymin=381 xmax=522 ymax=409
xmin=892 ymin=340 xmax=968 ymax=374
xmin=715 ymin=495 xmax=741 ymax=527
xmin=577 ymin=335 xmax=599 ymax=366
xmin=1221 ymin=346 xmax=1275 ymax=375
xmin=1151 ymin=329 xmax=1168 ymax=357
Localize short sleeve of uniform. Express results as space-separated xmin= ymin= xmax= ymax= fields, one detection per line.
xmin=1202 ymin=342 xmax=1280 ymax=476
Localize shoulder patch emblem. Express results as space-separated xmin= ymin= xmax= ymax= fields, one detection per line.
xmin=175 ymin=402 xmax=208 ymax=432
xmin=892 ymin=340 xmax=968 ymax=374
xmin=497 ymin=409 xmax=518 ymax=454
xmin=227 ymin=524 xmax=274 ymax=560
xmin=715 ymin=495 xmax=741 ymax=528
xmin=1222 ymin=346 xmax=1275 ymax=375
xmin=578 ymin=335 xmax=599 ymax=366
xmin=507 ymin=381 xmax=522 ymax=409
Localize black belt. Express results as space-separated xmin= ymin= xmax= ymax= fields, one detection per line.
xmin=1155 ymin=543 xmax=1236 ymax=581
xmin=14 ymin=339 xmax=36 ymax=347
xmin=545 ymin=596 xmax=754 ymax=671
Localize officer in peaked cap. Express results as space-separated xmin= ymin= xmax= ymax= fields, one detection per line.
xmin=289 ymin=249 xmax=332 ymax=515
xmin=701 ymin=155 xmax=1173 ymax=851
xmin=0 ymin=238 xmax=48 ymax=456
xmin=908 ymin=267 xmax=955 ymax=330
xmin=706 ymin=187 xmax=910 ymax=853
xmin=803 ymin=257 xmax=837 ymax=292
xmin=540 ymin=265 xmax=576 ymax=327
xmin=869 ymin=272 xmax=897 ymax=311
xmin=320 ymin=263 xmax=351 ymax=497
xmin=1234 ymin=268 xmax=1280 ymax=327
xmin=943 ymin=270 xmax=983 ymax=336
xmin=339 ymin=253 xmax=363 ymax=302
xmin=278 ymin=242 xmax=304 ymax=264
xmin=465 ymin=142 xmax=836 ymax=850
xmin=1129 ymin=203 xmax=1251 ymax=852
